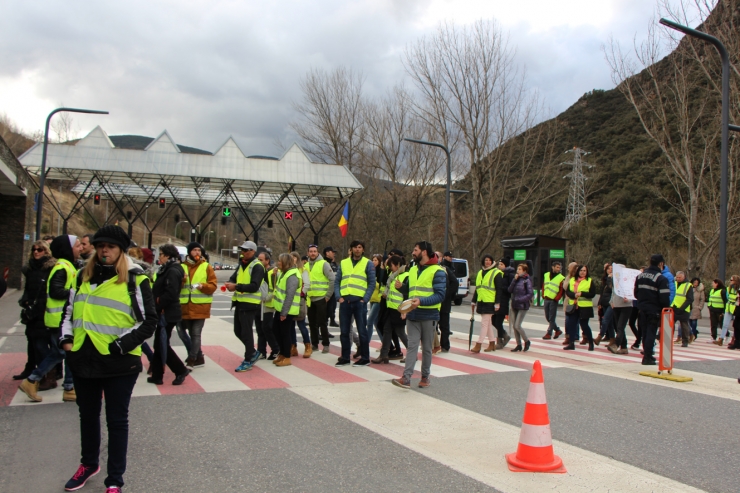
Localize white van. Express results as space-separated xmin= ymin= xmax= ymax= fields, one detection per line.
xmin=451 ymin=258 xmax=469 ymax=305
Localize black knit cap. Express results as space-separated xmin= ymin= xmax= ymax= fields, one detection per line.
xmin=186 ymin=241 xmax=204 ymax=256
xmin=91 ymin=225 xmax=130 ymax=251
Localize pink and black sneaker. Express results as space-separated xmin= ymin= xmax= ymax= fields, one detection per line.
xmin=64 ymin=464 xmax=100 ymax=491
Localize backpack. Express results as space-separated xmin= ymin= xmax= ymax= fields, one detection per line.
xmin=443 ymin=265 xmax=458 ymax=304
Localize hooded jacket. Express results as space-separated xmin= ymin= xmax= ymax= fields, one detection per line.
xmin=662 ymin=265 xmax=676 ymax=304
xmin=48 ymin=235 xmax=78 ymax=307
xmin=181 ymin=256 xmax=218 ymax=319
xmin=153 ymin=258 xmax=184 ymax=324
xmin=690 ymin=283 xmax=705 ymax=320
xmin=60 ymin=256 xmax=157 ymax=378
xmin=20 ymin=255 xmax=57 ymax=337
xmin=509 ymin=274 xmax=534 ymax=310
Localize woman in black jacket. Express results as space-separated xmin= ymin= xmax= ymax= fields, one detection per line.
xmin=595 ymin=263 xmax=615 ymax=345
xmin=563 ymin=264 xmax=596 ymax=351
xmin=13 ymin=241 xmax=56 ymax=381
xmin=58 ymin=225 xmax=157 ymax=492
xmin=148 ymin=244 xmax=189 ymax=386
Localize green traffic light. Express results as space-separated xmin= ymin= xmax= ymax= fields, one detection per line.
xmin=223 ymin=207 xmax=231 ymax=217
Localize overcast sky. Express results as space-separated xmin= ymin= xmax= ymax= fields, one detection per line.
xmin=0 ymin=0 xmax=682 ymax=156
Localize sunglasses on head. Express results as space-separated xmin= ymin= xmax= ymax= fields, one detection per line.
xmin=32 ymin=247 xmax=46 ymax=253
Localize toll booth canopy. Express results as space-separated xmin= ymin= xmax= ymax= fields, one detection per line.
xmin=501 ymin=235 xmax=567 ymax=289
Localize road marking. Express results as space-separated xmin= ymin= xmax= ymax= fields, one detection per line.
xmin=0 ymin=337 xmax=6 ymax=350
xmin=291 ymin=381 xmax=705 ymax=493
xmin=7 ymin=327 xmax=16 ymax=334
xmin=571 ymin=362 xmax=740 ymax=403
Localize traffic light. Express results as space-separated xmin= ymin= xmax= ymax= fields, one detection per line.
xmin=284 ymin=211 xmax=293 ymax=220
xmin=221 ymin=217 xmax=227 ymax=226
xmin=159 ymin=198 xmax=166 ymax=209
xmin=267 ymin=219 xmax=273 ymax=228
xmin=93 ymin=194 xmax=101 ymax=205
xmin=174 ymin=214 xmax=180 ymax=222
xmin=222 ymin=207 xmax=232 ymax=217
xmin=126 ymin=211 xmax=133 ymax=220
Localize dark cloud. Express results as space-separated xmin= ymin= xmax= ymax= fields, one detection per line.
xmin=0 ymin=0 xmax=658 ymax=155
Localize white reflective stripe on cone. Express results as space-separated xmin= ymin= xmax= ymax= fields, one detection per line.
xmin=518 ymin=423 xmax=553 ymax=448
xmin=526 ymin=382 xmax=547 ymax=405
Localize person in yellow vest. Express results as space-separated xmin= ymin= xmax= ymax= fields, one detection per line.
xmin=272 ymin=253 xmax=302 ymax=367
xmin=470 ymin=254 xmax=502 ymax=353
xmin=179 ymin=242 xmax=217 ymax=369
xmin=58 ymin=225 xmax=157 ymax=492
xmin=671 ymin=271 xmax=694 ymax=347
xmin=334 ymin=240 xmax=376 ymax=367
xmin=224 ymin=240 xmax=265 ymax=371
xmin=306 ymin=245 xmax=336 ymax=354
xmin=256 ymin=251 xmax=280 ymax=359
xmin=392 ymin=241 xmax=446 ymax=389
xmin=717 ymin=275 xmax=740 ymax=346
xmin=18 ymin=234 xmax=81 ymax=403
xmin=706 ymin=278 xmax=727 ymax=342
xmin=563 ymin=264 xmax=596 ymax=351
xmin=371 ymin=255 xmax=409 ymax=363
xmin=542 ymin=261 xmax=565 ymax=340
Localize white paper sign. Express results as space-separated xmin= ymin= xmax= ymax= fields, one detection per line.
xmin=612 ymin=263 xmax=640 ymax=301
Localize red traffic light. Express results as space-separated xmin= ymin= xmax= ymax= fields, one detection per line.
xmin=159 ymin=198 xmax=166 ymax=209
xmin=93 ymin=194 xmax=101 ymax=205
xmin=284 ymin=211 xmax=293 ymax=220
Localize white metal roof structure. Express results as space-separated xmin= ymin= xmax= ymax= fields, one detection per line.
xmin=19 ymin=126 xmax=362 ymax=243
xmin=19 ymin=126 xmax=362 ymax=211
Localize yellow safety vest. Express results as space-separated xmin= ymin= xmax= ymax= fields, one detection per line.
xmin=726 ymin=287 xmax=737 ymax=314
xmin=71 ymin=274 xmax=146 ymax=356
xmin=409 ymin=264 xmax=442 ymax=310
xmin=339 ymin=257 xmax=370 ymax=297
xmin=386 ymin=272 xmax=409 ymax=310
xmin=233 ymin=259 xmax=262 ymax=304
xmin=307 ymin=259 xmax=330 ymax=299
xmin=568 ymin=277 xmax=593 ymax=308
xmin=543 ymin=272 xmax=565 ymax=300
xmin=274 ymin=268 xmax=302 ymax=316
xmin=475 ymin=268 xmax=500 ymax=303
xmin=180 ymin=262 xmax=213 ymax=305
xmin=707 ymin=288 xmax=725 ymax=309
xmin=671 ymin=282 xmax=691 ymax=312
xmin=264 ymin=270 xmax=276 ymax=309
xmin=45 ymin=259 xmax=77 ymax=328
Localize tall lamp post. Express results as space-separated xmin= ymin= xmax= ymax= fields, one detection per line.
xmin=174 ymin=220 xmax=189 ymax=240
xmin=403 ymin=138 xmax=452 ymax=252
xmin=36 ymin=107 xmax=109 ymax=239
xmin=659 ymin=18 xmax=739 ymax=280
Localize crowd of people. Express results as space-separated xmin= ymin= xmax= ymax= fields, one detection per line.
xmin=11 ymin=224 xmax=740 ymax=492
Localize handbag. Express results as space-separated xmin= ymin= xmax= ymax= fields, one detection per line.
xmin=565 ymin=299 xmax=576 ymax=314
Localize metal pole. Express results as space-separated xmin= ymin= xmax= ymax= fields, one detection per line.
xmin=403 ymin=138 xmax=451 ymax=252
xmin=35 ymin=107 xmax=109 ymax=239
xmin=659 ymin=18 xmax=732 ymax=280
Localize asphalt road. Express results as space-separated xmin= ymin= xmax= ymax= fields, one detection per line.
xmin=0 ymin=271 xmax=737 ymax=493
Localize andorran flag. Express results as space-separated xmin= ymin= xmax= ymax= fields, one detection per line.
xmin=338 ymin=201 xmax=349 ymax=237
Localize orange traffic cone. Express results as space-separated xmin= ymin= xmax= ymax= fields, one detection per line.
xmin=506 ymin=360 xmax=566 ymax=473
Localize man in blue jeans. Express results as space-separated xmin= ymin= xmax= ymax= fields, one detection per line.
xmin=334 ymin=240 xmax=375 ymax=367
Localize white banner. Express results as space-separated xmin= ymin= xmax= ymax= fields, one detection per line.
xmin=612 ymin=263 xmax=640 ymax=301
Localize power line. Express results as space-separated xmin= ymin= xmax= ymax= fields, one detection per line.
xmin=561 ymin=147 xmax=593 ymax=229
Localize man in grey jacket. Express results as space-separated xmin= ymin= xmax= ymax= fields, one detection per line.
xmin=392 ymin=241 xmax=446 ymax=389
xmin=306 ymin=245 xmax=336 ymax=354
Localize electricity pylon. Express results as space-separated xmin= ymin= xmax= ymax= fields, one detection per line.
xmin=561 ymin=147 xmax=593 ymax=229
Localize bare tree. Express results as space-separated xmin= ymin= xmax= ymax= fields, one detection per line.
xmin=605 ymin=0 xmax=739 ymax=275
xmin=404 ymin=19 xmax=558 ymax=260
xmin=52 ymin=105 xmax=78 ymax=143
xmin=291 ymin=67 xmax=365 ymax=170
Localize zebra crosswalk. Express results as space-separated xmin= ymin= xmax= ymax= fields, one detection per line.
xmin=2 ymin=326 xmax=738 ymax=406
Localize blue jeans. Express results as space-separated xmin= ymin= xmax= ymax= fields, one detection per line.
xmin=600 ymin=305 xmax=615 ymax=338
xmin=290 ymin=318 xmax=311 ymax=345
xmin=339 ymin=299 xmax=368 ymax=360
xmin=30 ymin=330 xmax=73 ymax=390
xmin=689 ymin=319 xmax=699 ymax=336
xmin=175 ymin=322 xmax=193 ymax=355
xmin=367 ymin=302 xmax=380 ymax=341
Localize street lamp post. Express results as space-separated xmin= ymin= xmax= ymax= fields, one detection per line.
xmin=403 ymin=138 xmax=452 ymax=253
xmin=659 ymin=18 xmax=739 ymax=280
xmin=36 ymin=107 xmax=109 ymax=239
xmin=203 ymin=230 xmax=215 ymax=249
